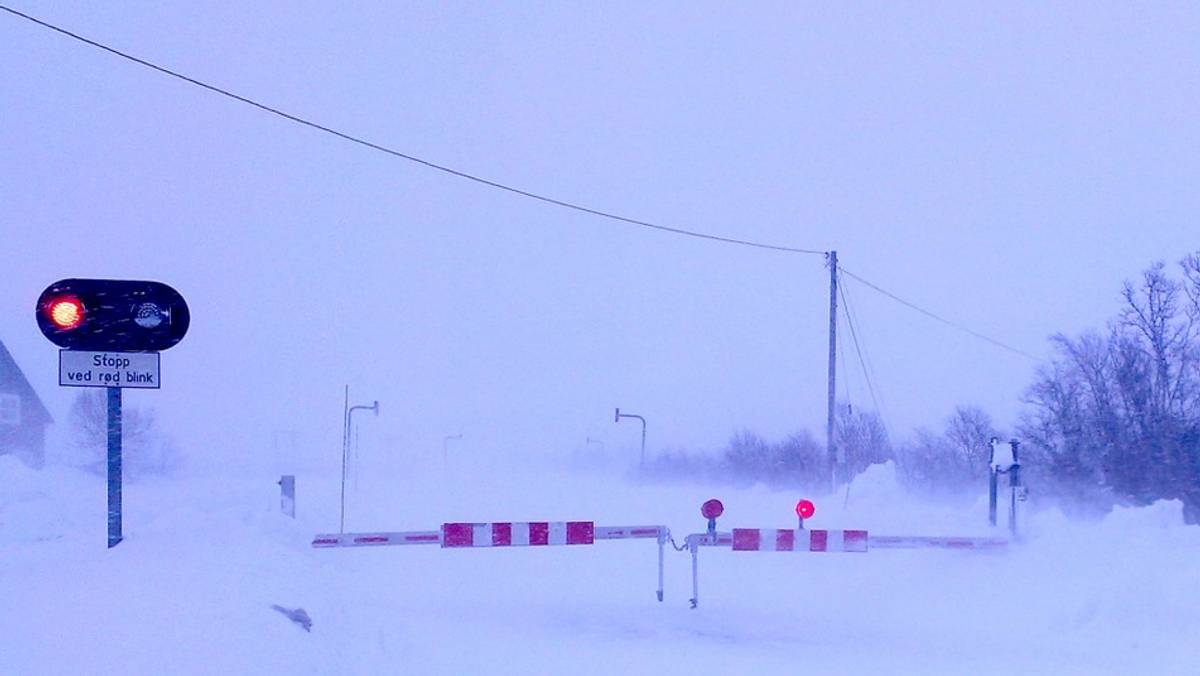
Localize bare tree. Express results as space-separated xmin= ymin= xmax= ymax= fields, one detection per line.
xmin=835 ymin=403 xmax=892 ymax=479
xmin=68 ymin=390 xmax=179 ymax=476
xmin=1020 ymin=255 xmax=1200 ymax=520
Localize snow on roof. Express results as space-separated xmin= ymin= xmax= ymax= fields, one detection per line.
xmin=0 ymin=338 xmax=53 ymax=426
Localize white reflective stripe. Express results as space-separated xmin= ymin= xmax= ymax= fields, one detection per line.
xmin=548 ymin=522 xmax=567 ymax=545
xmin=795 ymin=529 xmax=812 ymax=551
xmin=827 ymin=530 xmax=845 ymax=552
xmin=474 ymin=523 xmax=492 ymax=547
xmin=512 ymin=522 xmax=530 ymax=546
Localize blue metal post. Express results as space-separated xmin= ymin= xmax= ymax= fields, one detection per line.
xmin=1009 ymin=464 xmax=1021 ymax=537
xmin=107 ymin=386 xmax=122 ymax=548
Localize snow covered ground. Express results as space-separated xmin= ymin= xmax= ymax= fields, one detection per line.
xmin=3 ymin=452 xmax=1198 ymax=675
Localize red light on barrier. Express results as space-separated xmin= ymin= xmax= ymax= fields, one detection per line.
xmin=47 ymin=296 xmax=85 ymax=330
xmin=795 ymin=499 xmax=815 ymax=519
xmin=701 ymin=499 xmax=724 ymax=520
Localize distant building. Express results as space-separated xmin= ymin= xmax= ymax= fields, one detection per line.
xmin=0 ymin=338 xmax=53 ymax=468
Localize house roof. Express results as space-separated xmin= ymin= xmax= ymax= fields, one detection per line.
xmin=0 ymin=338 xmax=53 ymax=425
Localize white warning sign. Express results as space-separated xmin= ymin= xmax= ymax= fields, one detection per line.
xmin=59 ymin=350 xmax=161 ymax=389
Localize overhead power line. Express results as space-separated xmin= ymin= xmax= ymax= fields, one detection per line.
xmin=839 ymin=266 xmax=1039 ymax=361
xmin=0 ymin=4 xmax=826 ymax=256
xmin=837 ymin=276 xmax=885 ymax=420
xmin=2 ymin=6 xmax=1048 ymax=365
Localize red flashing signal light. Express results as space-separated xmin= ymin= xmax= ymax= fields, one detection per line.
xmin=46 ymin=296 xmax=85 ymax=330
xmin=701 ymin=499 xmax=724 ymax=520
xmin=795 ymin=499 xmax=816 ymax=519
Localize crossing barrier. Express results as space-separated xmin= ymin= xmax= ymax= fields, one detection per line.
xmin=683 ymin=498 xmax=1009 ymax=608
xmin=312 ymin=496 xmax=1012 ymax=608
xmin=313 ymin=521 xmax=670 ymax=601
xmin=732 ymin=528 xmax=869 ymax=552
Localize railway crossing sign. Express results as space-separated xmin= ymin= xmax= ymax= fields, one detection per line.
xmin=35 ymin=278 xmax=190 ymax=548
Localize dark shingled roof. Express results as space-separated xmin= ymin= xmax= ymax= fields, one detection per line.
xmin=0 ymin=338 xmax=53 ymax=425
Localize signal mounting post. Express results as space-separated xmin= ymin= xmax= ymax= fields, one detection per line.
xmin=35 ymin=278 xmax=190 ymax=548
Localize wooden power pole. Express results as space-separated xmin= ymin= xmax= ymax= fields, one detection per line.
xmin=826 ymin=250 xmax=838 ymax=489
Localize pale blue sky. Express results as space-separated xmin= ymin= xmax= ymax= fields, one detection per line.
xmin=3 ymin=2 xmax=1198 ymax=470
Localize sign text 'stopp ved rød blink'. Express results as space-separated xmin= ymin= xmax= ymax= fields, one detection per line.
xmin=59 ymin=350 xmax=161 ymax=389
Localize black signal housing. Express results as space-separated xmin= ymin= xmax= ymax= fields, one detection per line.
xmin=36 ymin=279 xmax=190 ymax=352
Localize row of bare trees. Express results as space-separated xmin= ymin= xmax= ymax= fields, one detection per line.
xmin=1020 ymin=254 xmax=1200 ymax=520
xmin=645 ymin=254 xmax=1200 ymax=524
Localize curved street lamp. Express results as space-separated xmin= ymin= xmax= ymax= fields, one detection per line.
xmin=341 ymin=390 xmax=379 ymax=533
xmin=614 ymin=407 xmax=647 ymax=466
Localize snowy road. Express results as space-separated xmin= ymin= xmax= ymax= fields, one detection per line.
xmin=3 ymin=456 xmax=1197 ymax=675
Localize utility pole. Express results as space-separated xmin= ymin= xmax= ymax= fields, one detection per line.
xmin=825 ymin=250 xmax=838 ymax=490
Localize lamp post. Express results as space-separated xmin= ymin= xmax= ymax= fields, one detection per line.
xmin=340 ymin=387 xmax=379 ymax=533
xmin=585 ymin=436 xmax=605 ymax=454
xmin=442 ymin=433 xmax=462 ymax=469
xmin=614 ymin=407 xmax=647 ymax=466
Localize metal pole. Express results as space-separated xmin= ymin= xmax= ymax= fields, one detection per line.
xmin=989 ymin=468 xmax=998 ymax=527
xmin=106 ymin=386 xmax=122 ymax=548
xmin=1009 ymin=440 xmax=1022 ymax=537
xmin=353 ymin=422 xmax=360 ymax=490
xmin=639 ymin=419 xmax=646 ymax=466
xmin=615 ymin=409 xmax=648 ymax=466
xmin=1009 ymin=463 xmax=1021 ymax=537
xmin=279 ymin=475 xmax=296 ymax=518
xmin=826 ymin=250 xmax=838 ymax=490
xmin=339 ymin=385 xmax=348 ymax=533
xmin=340 ymin=400 xmax=380 ymax=531
xmin=657 ymin=531 xmax=665 ymax=602
xmin=689 ymin=537 xmax=700 ymax=609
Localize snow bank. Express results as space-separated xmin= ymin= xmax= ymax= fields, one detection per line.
xmin=2 ymin=453 xmax=1197 ymax=675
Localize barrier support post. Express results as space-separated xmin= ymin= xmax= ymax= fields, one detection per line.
xmin=656 ymin=528 xmax=665 ymax=602
xmin=689 ymin=535 xmax=700 ymax=609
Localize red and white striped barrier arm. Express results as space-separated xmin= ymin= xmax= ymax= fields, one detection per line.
xmin=311 ymin=530 xmax=441 ymax=548
xmin=731 ymin=528 xmax=869 ymax=553
xmin=869 ymin=535 xmax=1008 ymax=550
xmin=441 ymin=521 xmax=594 ymax=547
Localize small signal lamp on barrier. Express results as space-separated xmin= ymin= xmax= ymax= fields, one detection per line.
xmin=701 ymin=498 xmax=724 ymax=534
xmin=795 ymin=499 xmax=815 ymax=529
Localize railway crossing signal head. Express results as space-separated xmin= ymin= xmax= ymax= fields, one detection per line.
xmin=36 ymin=278 xmax=190 ymax=351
